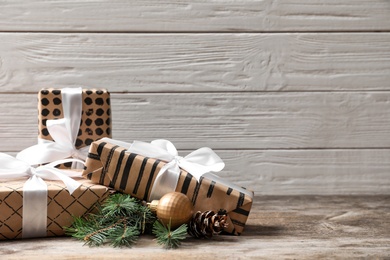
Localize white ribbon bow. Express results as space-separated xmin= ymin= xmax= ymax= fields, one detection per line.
xmin=0 ymin=153 xmax=83 ymax=238
xmin=16 ymin=88 xmax=88 ymax=167
xmin=127 ymin=139 xmax=225 ymax=201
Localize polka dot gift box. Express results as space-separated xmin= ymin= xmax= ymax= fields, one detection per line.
xmin=35 ymin=88 xmax=112 ymax=168
xmin=39 ymin=88 xmax=111 ymax=144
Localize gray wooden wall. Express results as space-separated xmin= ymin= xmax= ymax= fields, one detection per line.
xmin=0 ymin=1 xmax=389 ymax=195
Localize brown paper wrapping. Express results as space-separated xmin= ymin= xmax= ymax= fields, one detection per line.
xmin=0 ymin=178 xmax=109 ymax=240
xmin=38 ymin=88 xmax=112 ymax=167
xmin=82 ymin=139 xmax=253 ymax=235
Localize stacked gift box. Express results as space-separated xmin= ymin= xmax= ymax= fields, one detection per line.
xmin=0 ymin=88 xmax=253 ymax=240
xmin=0 ymin=88 xmax=112 ymax=239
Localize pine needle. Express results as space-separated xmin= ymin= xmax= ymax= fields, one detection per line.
xmin=109 ymin=224 xmax=140 ymax=248
xmin=101 ymin=193 xmax=139 ymax=217
xmin=152 ymin=220 xmax=188 ymax=249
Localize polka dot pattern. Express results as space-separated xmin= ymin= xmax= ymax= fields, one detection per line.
xmin=53 ymin=98 xmax=62 ymax=105
xmin=38 ymin=88 xmax=112 ymax=152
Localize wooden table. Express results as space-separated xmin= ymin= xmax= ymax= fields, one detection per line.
xmin=1 ymin=196 xmax=389 ymax=259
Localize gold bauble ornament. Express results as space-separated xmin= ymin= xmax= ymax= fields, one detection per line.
xmin=148 ymin=192 xmax=194 ymax=228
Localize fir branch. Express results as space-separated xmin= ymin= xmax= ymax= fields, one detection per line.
xmin=109 ymin=224 xmax=140 ymax=248
xmin=101 ymin=194 xmax=156 ymax=232
xmin=153 ymin=220 xmax=188 ymax=249
xmin=65 ymin=193 xmax=192 ymax=249
xmin=64 ymin=215 xmax=101 ymax=243
xmin=101 ymin=193 xmax=140 ymax=217
xmin=83 ymin=218 xmax=127 ymax=247
xmin=65 ymin=193 xmax=156 ymax=248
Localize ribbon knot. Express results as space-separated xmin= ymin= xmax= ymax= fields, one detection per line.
xmin=71 ymin=148 xmax=87 ymax=161
xmin=173 ymin=155 xmax=183 ymax=163
xmin=26 ymin=167 xmax=36 ymax=177
xmin=0 ymin=154 xmax=83 ymax=195
xmin=127 ymin=139 xmax=225 ymax=201
xmin=16 ymin=88 xmax=89 ymax=167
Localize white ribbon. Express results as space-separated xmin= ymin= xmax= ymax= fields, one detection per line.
xmin=0 ymin=153 xmax=83 ymax=238
xmin=127 ymin=139 xmax=225 ymax=201
xmin=16 ymin=88 xmax=88 ymax=167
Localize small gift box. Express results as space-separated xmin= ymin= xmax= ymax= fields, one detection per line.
xmin=38 ymin=88 xmax=112 ymax=147
xmin=0 ymin=154 xmax=109 ymax=240
xmin=82 ymin=138 xmax=253 ymax=235
xmin=17 ymin=88 xmax=112 ymax=167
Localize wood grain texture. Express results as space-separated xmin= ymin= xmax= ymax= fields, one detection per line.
xmin=218 ymin=149 xmax=390 ymax=195
xmin=111 ymin=92 xmax=390 ymax=149
xmin=1 ymin=92 xmax=390 ymax=195
xmin=0 ymin=1 xmax=389 ymax=198
xmin=1 ymin=92 xmax=390 ymax=150
xmin=0 ymin=33 xmax=389 ymax=92
xmin=1 ymin=196 xmax=389 ymax=259
xmin=0 ymin=0 xmax=389 ymax=32
xmin=3 ymin=149 xmax=390 ymax=195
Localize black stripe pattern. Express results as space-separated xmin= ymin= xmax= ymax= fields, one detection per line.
xmin=237 ymin=192 xmax=245 ymax=208
xmin=87 ymin=153 xmax=100 ymax=160
xmin=133 ymin=157 xmax=149 ymax=194
xmin=143 ymin=159 xmax=160 ymax=201
xmin=206 ymin=181 xmax=216 ymax=198
xmin=100 ymin=145 xmax=119 ymax=184
xmin=191 ymin=176 xmax=203 ymax=204
xmin=119 ymin=153 xmax=137 ymax=191
xmin=180 ymin=172 xmax=193 ymax=195
xmin=109 ymin=149 xmax=126 ymax=188
xmin=232 ymin=207 xmax=250 ymax=216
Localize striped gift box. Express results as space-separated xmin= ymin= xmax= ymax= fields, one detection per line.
xmin=82 ymin=138 xmax=253 ymax=235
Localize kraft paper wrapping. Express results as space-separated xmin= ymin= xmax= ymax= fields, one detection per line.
xmin=82 ymin=139 xmax=253 ymax=235
xmin=38 ymin=88 xmax=112 ymax=167
xmin=0 ymin=178 xmax=109 ymax=240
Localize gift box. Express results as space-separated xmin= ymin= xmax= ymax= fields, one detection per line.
xmin=38 ymin=88 xmax=112 ymax=146
xmin=14 ymin=88 xmax=112 ymax=168
xmin=33 ymin=88 xmax=112 ymax=167
xmin=82 ymin=138 xmax=253 ymax=235
xmin=0 ymin=178 xmax=109 ymax=240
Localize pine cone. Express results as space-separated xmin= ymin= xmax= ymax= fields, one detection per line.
xmin=188 ymin=209 xmax=228 ymax=238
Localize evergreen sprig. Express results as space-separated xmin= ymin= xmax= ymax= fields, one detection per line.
xmin=64 ymin=194 xmax=155 ymax=248
xmin=109 ymin=223 xmax=140 ymax=248
xmin=101 ymin=194 xmax=139 ymax=217
xmin=65 ymin=193 xmax=189 ymax=249
xmin=153 ymin=220 xmax=188 ymax=249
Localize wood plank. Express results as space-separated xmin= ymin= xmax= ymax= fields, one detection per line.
xmin=4 ymin=148 xmax=390 ymax=195
xmin=1 ymin=92 xmax=390 ymax=151
xmin=3 ymin=149 xmax=390 ymax=195
xmin=0 ymin=196 xmax=389 ymax=259
xmin=0 ymin=33 xmax=389 ymax=92
xmin=223 ymin=149 xmax=390 ymax=195
xmin=73 ymin=92 xmax=390 ymax=150
xmin=0 ymin=1 xmax=389 ymax=32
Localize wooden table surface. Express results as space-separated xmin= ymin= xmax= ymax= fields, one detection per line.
xmin=1 ymin=196 xmax=389 ymax=259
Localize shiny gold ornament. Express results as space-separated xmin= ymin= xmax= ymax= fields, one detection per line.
xmin=148 ymin=192 xmax=194 ymax=228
